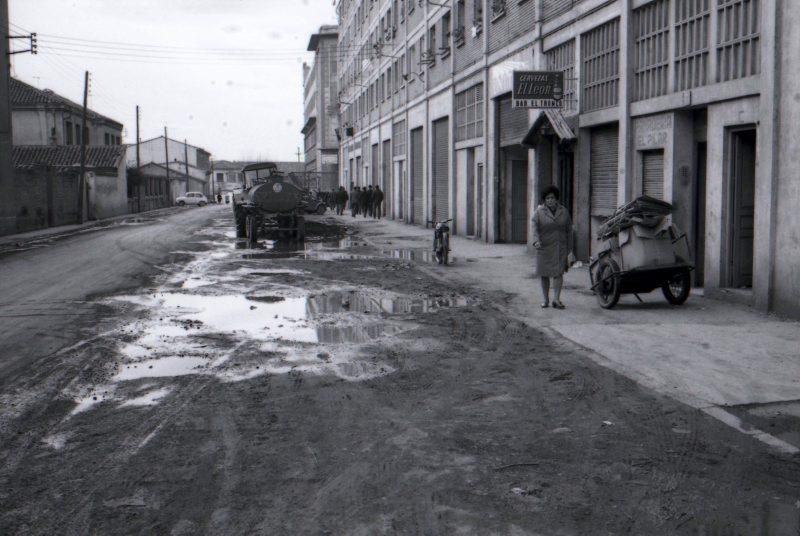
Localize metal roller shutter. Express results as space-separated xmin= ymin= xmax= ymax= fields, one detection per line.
xmin=590 ymin=125 xmax=619 ymax=215
xmin=382 ymin=140 xmax=391 ymax=216
xmin=642 ymin=150 xmax=664 ymax=199
xmin=498 ymin=95 xmax=529 ymax=147
xmin=411 ymin=127 xmax=424 ymax=224
xmin=432 ymin=117 xmax=449 ymax=222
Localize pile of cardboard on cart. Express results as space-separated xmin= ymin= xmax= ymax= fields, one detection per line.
xmin=596 ymin=195 xmax=674 ymax=241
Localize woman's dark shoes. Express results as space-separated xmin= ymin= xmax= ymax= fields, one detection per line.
xmin=552 ymin=301 xmax=565 ymax=309
xmin=541 ymin=302 xmax=550 ymax=308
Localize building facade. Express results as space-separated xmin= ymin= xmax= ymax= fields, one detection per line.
xmin=303 ymin=25 xmax=340 ymax=192
xmin=334 ymin=0 xmax=800 ymax=318
xmin=9 ymin=78 xmax=123 ymax=147
xmin=127 ymin=136 xmax=212 ymax=198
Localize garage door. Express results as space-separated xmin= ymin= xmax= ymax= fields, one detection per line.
xmin=590 ymin=125 xmax=619 ymax=215
xmin=432 ymin=117 xmax=449 ymax=222
xmin=642 ymin=149 xmax=664 ymax=199
xmin=411 ymin=127 xmax=424 ymax=224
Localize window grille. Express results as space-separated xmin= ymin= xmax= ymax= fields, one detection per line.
xmin=455 ymin=83 xmax=484 ymax=142
xmin=633 ymin=0 xmax=669 ymax=101
xmin=455 ymin=0 xmax=466 ymax=46
xmin=492 ymin=0 xmax=506 ymax=19
xmin=545 ymin=39 xmax=576 ymax=113
xmin=393 ymin=120 xmax=407 ymax=156
xmin=581 ymin=18 xmax=620 ymax=112
xmin=716 ymin=0 xmax=760 ymax=82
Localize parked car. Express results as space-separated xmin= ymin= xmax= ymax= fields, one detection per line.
xmin=176 ymin=192 xmax=208 ymax=206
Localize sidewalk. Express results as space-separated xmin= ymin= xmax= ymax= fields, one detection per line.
xmin=338 ymin=213 xmax=800 ymax=454
xmin=0 ymin=205 xmax=191 ymax=253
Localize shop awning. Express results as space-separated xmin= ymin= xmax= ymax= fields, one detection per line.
xmin=521 ymin=109 xmax=577 ymax=147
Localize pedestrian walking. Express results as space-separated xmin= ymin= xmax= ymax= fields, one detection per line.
xmin=350 ymin=186 xmax=360 ymax=217
xmin=336 ymin=186 xmax=348 ymax=215
xmin=363 ymin=185 xmax=374 ymax=217
xmin=531 ymin=185 xmax=574 ymax=309
xmin=372 ymin=185 xmax=384 ymax=219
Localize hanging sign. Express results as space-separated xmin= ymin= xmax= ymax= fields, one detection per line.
xmin=512 ymin=71 xmax=564 ymax=109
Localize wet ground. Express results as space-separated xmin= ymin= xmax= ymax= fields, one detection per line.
xmin=2 ymin=207 xmax=800 ymax=534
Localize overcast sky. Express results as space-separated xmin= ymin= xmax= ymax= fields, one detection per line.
xmin=8 ymin=0 xmax=338 ymax=161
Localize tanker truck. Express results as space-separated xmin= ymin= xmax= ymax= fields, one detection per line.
xmin=233 ymin=162 xmax=310 ymax=241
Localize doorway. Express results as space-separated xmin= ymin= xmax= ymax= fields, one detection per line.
xmin=726 ymin=128 xmax=756 ymax=288
xmin=466 ymin=148 xmax=475 ymax=236
xmin=511 ymin=160 xmax=528 ymax=243
xmin=410 ymin=127 xmax=424 ymax=224
xmin=557 ymin=149 xmax=574 ymax=217
xmin=476 ymin=163 xmax=484 ymax=238
xmin=694 ymin=142 xmax=707 ymax=285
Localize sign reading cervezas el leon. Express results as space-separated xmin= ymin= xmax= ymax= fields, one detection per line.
xmin=512 ymin=71 xmax=564 ymax=109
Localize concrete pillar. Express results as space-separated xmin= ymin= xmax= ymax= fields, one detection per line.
xmin=752 ymin=0 xmax=779 ymax=313
xmin=618 ymin=0 xmax=634 ymax=205
xmin=0 ymin=0 xmax=16 ymax=235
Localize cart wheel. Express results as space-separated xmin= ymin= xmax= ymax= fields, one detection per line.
xmin=595 ymin=257 xmax=621 ymax=309
xmin=662 ymin=270 xmax=691 ymax=305
xmin=442 ymin=234 xmax=450 ymax=266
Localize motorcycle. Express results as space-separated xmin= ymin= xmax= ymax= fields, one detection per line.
xmin=428 ymin=218 xmax=452 ymax=265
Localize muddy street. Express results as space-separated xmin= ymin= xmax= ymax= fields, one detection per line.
xmin=1 ymin=205 xmax=799 ymax=535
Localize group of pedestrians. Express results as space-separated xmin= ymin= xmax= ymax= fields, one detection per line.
xmin=336 ymin=184 xmax=384 ymax=219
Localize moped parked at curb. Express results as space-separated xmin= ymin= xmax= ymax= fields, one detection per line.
xmin=428 ymin=218 xmax=452 ymax=265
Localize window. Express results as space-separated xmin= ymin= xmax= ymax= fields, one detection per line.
xmin=75 ymin=123 xmax=81 ymax=145
xmin=674 ymin=0 xmax=710 ymax=90
xmin=473 ymin=0 xmax=484 ymax=29
xmin=216 ymin=172 xmax=224 ymax=182
xmin=491 ymin=0 xmax=506 ymax=20
xmin=408 ymin=44 xmax=416 ymax=80
xmin=454 ymin=0 xmax=466 ymax=46
xmin=104 ymin=133 xmax=110 ymax=146
xmin=65 ymin=121 xmax=73 ymax=145
xmin=633 ymin=0 xmax=669 ymax=101
xmin=581 ymin=18 xmax=620 ymax=112
xmin=455 ymin=83 xmax=484 ymax=141
xmin=427 ymin=26 xmax=436 ymax=66
xmin=716 ymin=0 xmax=760 ymax=82
xmin=545 ymin=39 xmax=576 ymax=113
xmin=440 ymin=11 xmax=452 ymax=57
xmin=393 ymin=119 xmax=407 ymax=156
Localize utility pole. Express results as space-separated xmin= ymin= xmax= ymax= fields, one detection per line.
xmin=296 ymin=147 xmax=302 ymax=163
xmin=183 ymin=139 xmax=189 ymax=178
xmin=164 ymin=127 xmax=170 ymax=205
xmin=0 ymin=0 xmax=16 ymax=234
xmin=78 ymin=71 xmax=89 ymax=224
xmin=135 ymin=105 xmax=140 ymax=169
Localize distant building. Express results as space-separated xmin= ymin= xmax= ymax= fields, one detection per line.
xmin=9 ymin=78 xmax=123 ymax=147
xmin=210 ymin=160 xmax=252 ymax=197
xmin=302 ymin=25 xmax=339 ymax=191
xmin=127 ymin=136 xmax=211 ymax=198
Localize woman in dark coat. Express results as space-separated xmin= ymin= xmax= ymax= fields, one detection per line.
xmin=531 ymin=185 xmax=573 ymax=309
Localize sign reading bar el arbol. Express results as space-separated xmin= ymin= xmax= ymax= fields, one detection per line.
xmin=512 ymin=71 xmax=564 ymax=109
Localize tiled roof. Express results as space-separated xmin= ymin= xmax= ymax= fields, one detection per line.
xmin=12 ymin=145 xmax=126 ymax=171
xmin=9 ymin=78 xmax=123 ymax=127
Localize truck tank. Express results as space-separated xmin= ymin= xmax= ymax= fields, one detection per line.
xmin=246 ymin=177 xmax=303 ymax=214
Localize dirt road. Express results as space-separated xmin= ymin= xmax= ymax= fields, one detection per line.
xmin=1 ymin=206 xmax=799 ymax=535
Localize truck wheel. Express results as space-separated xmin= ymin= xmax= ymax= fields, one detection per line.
xmin=595 ymin=257 xmax=621 ymax=309
xmin=246 ymin=214 xmax=259 ymax=242
xmin=234 ymin=209 xmax=246 ymax=238
xmin=662 ymin=270 xmax=691 ymax=305
xmin=178 ymin=201 xmax=185 ymax=206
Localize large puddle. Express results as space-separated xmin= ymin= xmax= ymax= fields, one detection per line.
xmin=68 ymin=219 xmax=471 ymax=416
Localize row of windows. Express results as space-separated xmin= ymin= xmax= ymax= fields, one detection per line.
xmin=542 ymin=0 xmax=760 ymax=113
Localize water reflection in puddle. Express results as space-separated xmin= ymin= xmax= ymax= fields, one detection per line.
xmin=307 ymin=290 xmax=468 ymax=314
xmin=116 ymin=356 xmax=209 ymax=381
xmin=383 ymin=248 xmax=457 ymax=264
xmin=119 ymin=387 xmax=173 ymax=407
